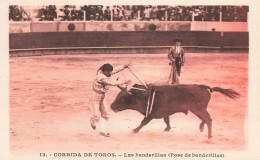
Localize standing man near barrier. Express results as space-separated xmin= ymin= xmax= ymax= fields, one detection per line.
xmin=90 ymin=63 xmax=130 ymax=137
xmin=168 ymin=39 xmax=185 ymax=84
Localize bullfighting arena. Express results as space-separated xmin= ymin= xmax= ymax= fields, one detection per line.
xmin=10 ymin=53 xmax=248 ymax=155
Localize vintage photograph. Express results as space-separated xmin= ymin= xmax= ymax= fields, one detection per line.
xmin=7 ymin=2 xmax=254 ymax=159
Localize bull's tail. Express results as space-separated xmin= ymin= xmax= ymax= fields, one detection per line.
xmin=200 ymin=85 xmax=240 ymax=99
xmin=211 ymin=87 xmax=240 ymax=99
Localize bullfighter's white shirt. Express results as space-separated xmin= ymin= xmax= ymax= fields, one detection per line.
xmin=93 ymin=66 xmax=124 ymax=93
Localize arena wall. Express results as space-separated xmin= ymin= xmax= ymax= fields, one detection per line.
xmin=9 ymin=21 xmax=248 ymax=56
xmin=222 ymin=32 xmax=249 ymax=47
xmin=10 ymin=31 xmax=223 ymax=49
xmin=9 ymin=21 xmax=248 ymax=33
xmin=9 ymin=31 xmax=248 ymax=56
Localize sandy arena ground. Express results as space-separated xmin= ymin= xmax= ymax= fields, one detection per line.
xmin=9 ymin=53 xmax=248 ymax=155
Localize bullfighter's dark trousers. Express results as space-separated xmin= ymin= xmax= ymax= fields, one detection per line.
xmin=175 ymin=57 xmax=182 ymax=76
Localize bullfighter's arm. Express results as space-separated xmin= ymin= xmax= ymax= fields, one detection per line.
xmin=111 ymin=65 xmax=125 ymax=75
xmin=111 ymin=64 xmax=130 ymax=75
xmin=96 ymin=71 xmax=120 ymax=86
xmin=168 ymin=47 xmax=175 ymax=61
xmin=98 ymin=74 xmax=123 ymax=86
xmin=100 ymin=78 xmax=121 ymax=86
xmin=123 ymin=10 xmax=126 ymax=20
xmin=100 ymin=78 xmax=130 ymax=86
xmin=97 ymin=72 xmax=129 ymax=86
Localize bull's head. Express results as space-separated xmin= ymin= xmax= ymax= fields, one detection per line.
xmin=110 ymin=84 xmax=148 ymax=114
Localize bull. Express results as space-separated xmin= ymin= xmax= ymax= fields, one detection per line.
xmin=110 ymin=84 xmax=240 ymax=139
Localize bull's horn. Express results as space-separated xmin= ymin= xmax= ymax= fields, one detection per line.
xmin=131 ymin=87 xmax=147 ymax=91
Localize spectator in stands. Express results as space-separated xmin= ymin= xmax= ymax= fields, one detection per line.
xmin=48 ymin=5 xmax=57 ymax=20
xmin=89 ymin=14 xmax=95 ymax=21
xmin=138 ymin=5 xmax=145 ymax=19
xmin=99 ymin=15 xmax=104 ymax=21
xmin=167 ymin=6 xmax=173 ymax=21
xmin=104 ymin=6 xmax=111 ymax=21
xmin=96 ymin=6 xmax=104 ymax=17
xmin=45 ymin=6 xmax=51 ymax=20
xmin=122 ymin=5 xmax=131 ymax=21
xmin=118 ymin=6 xmax=126 ymax=21
xmin=167 ymin=6 xmax=178 ymax=21
xmin=63 ymin=6 xmax=70 ymax=21
xmin=157 ymin=6 xmax=165 ymax=21
xmin=9 ymin=6 xmax=22 ymax=21
xmin=193 ymin=6 xmax=204 ymax=21
xmin=68 ymin=6 xmax=84 ymax=21
xmin=95 ymin=13 xmax=102 ymax=21
xmin=20 ymin=7 xmax=31 ymax=21
xmin=82 ymin=5 xmax=88 ymax=20
xmin=112 ymin=5 xmax=120 ymax=21
xmin=9 ymin=6 xmax=14 ymax=20
xmin=78 ymin=7 xmax=84 ymax=21
xmin=39 ymin=6 xmax=47 ymax=21
xmin=222 ymin=6 xmax=234 ymax=21
xmin=240 ymin=6 xmax=249 ymax=22
xmin=150 ymin=6 xmax=158 ymax=20
xmin=131 ymin=5 xmax=139 ymax=20
xmin=181 ymin=6 xmax=192 ymax=21
xmin=204 ymin=6 xmax=220 ymax=21
xmin=142 ymin=6 xmax=151 ymax=21
xmin=86 ymin=5 xmax=96 ymax=20
xmin=71 ymin=7 xmax=77 ymax=21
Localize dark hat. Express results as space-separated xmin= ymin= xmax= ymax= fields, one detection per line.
xmin=173 ymin=39 xmax=183 ymax=42
xmin=100 ymin=63 xmax=113 ymax=72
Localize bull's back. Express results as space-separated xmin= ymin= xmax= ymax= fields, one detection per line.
xmin=151 ymin=84 xmax=211 ymax=118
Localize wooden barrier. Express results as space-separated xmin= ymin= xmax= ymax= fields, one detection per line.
xmin=9 ymin=31 xmax=222 ymax=49
xmin=9 ymin=31 xmax=248 ymax=56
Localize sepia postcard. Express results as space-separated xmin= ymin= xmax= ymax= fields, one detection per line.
xmin=1 ymin=0 xmax=260 ymax=160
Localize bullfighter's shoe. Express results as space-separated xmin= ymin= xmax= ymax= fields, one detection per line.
xmin=99 ymin=132 xmax=110 ymax=137
xmin=90 ymin=119 xmax=96 ymax=130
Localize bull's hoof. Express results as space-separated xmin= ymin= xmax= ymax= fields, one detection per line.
xmin=164 ymin=127 xmax=171 ymax=131
xmin=132 ymin=129 xmax=139 ymax=133
xmin=206 ymin=137 xmax=213 ymax=144
xmin=202 ymin=138 xmax=213 ymax=144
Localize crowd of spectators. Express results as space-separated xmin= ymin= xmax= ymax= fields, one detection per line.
xmin=38 ymin=5 xmax=57 ymax=21
xmin=9 ymin=5 xmax=31 ymax=21
xmin=222 ymin=6 xmax=248 ymax=22
xmin=9 ymin=5 xmax=249 ymax=22
xmin=193 ymin=6 xmax=220 ymax=21
xmin=167 ymin=6 xmax=193 ymax=21
xmin=60 ymin=5 xmax=84 ymax=21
